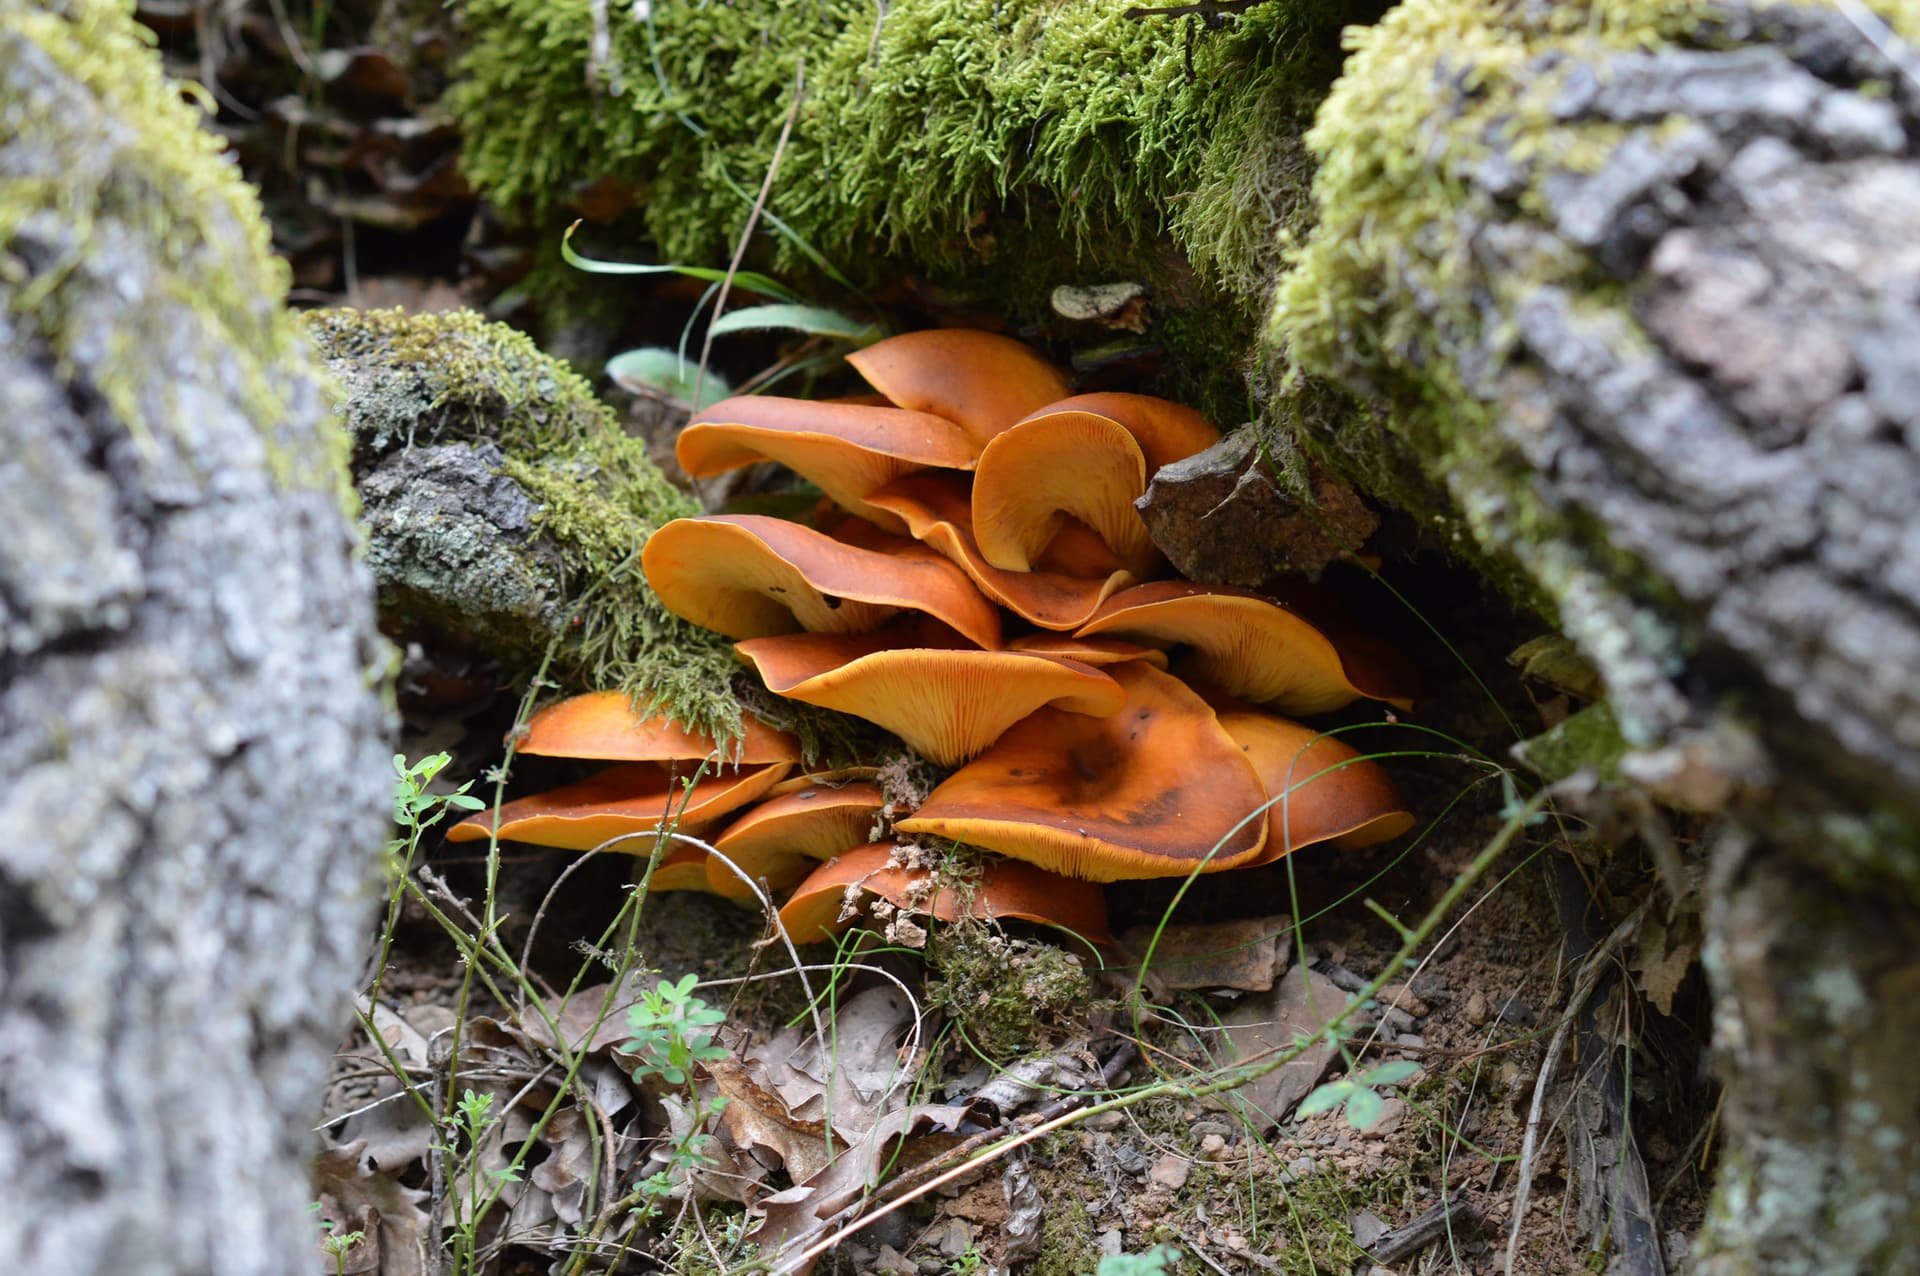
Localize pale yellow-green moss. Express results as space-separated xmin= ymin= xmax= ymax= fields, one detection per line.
xmin=1 ymin=0 xmax=328 ymax=494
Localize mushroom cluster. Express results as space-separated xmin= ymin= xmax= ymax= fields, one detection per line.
xmin=452 ymin=330 xmax=1415 ymax=943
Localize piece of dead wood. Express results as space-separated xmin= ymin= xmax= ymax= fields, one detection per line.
xmin=1367 ymin=1198 xmax=1481 ymax=1266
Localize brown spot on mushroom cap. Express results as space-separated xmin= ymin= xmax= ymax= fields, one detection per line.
xmin=517 ymin=690 xmax=802 ymax=766
xmin=864 ymin=472 xmax=1135 ymax=631
xmin=677 ymin=396 xmax=977 ymax=533
xmin=704 ymin=781 xmax=888 ymax=899
xmin=641 ymin=515 xmax=1002 ymax=648
xmin=446 ymin=761 xmax=791 ymax=851
xmin=970 ymin=409 xmax=1163 ymax=578
xmin=894 ymin=661 xmax=1269 ymax=881
xmin=845 ymin=330 xmax=1071 ymax=450
xmin=777 ymin=843 xmax=1111 ymax=946
xmin=735 ymin=622 xmax=1127 ymax=767
xmin=1213 ymin=709 xmax=1414 ymax=865
xmin=1021 ymin=392 xmax=1220 ymax=470
xmin=1075 ymin=581 xmax=1415 ymax=715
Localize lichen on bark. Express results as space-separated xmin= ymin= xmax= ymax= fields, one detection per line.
xmin=1 ymin=3 xmax=390 ymax=1272
xmin=306 ymin=305 xmax=750 ymax=739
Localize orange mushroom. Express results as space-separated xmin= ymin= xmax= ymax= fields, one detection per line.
xmin=515 ymin=690 xmax=801 ymax=767
xmin=703 ymin=781 xmax=888 ymax=899
xmin=446 ymin=760 xmax=791 ymax=851
xmin=1003 ymin=634 xmax=1169 ymax=668
xmin=1026 ymin=393 xmax=1221 ymax=470
xmin=894 ymin=661 xmax=1270 ymax=881
xmin=641 ymin=515 xmax=1002 ymax=648
xmin=735 ymin=620 xmax=1127 ymax=767
xmin=864 ymin=472 xmax=1135 ymax=631
xmin=777 ymin=843 xmax=1111 ymax=946
xmin=677 ymin=396 xmax=977 ymax=534
xmin=845 ymin=330 xmax=1071 ymax=450
xmin=970 ymin=408 xmax=1162 ymax=578
xmin=1214 ymin=708 xmax=1414 ymax=865
xmin=1075 ymin=581 xmax=1415 ymax=715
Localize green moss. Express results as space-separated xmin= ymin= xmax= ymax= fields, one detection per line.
xmin=449 ymin=0 xmax=1361 ymax=298
xmin=305 ymin=306 xmax=752 ymax=736
xmin=925 ymin=915 xmax=1102 ymax=1062
xmin=1 ymin=0 xmax=326 ymax=495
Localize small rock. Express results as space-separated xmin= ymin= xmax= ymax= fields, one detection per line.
xmin=867 ymin=1210 xmax=911 ymax=1250
xmin=1498 ymin=996 xmax=1536 ymax=1026
xmin=1382 ymin=1007 xmax=1417 ymax=1034
xmin=874 ymin=1245 xmax=917 ymax=1276
xmin=1191 ymin=1120 xmax=1231 ymax=1138
xmin=1136 ymin=430 xmax=1380 ymax=585
xmin=1111 ymin=1143 xmax=1150 ymax=1176
xmin=1325 ymin=964 xmax=1369 ymax=993
xmin=1378 ymin=982 xmax=1431 ymax=1018
xmin=938 ymin=1220 xmax=974 ymax=1258
xmin=1099 ymin=1228 xmax=1126 ymax=1257
xmin=1287 ymin=1155 xmax=1317 ymax=1178
xmin=1149 ymin=1154 xmax=1191 ymax=1190
xmin=1361 ymin=1098 xmax=1407 ymax=1138
xmin=1396 ymin=1034 xmax=1427 ymax=1049
xmin=1083 ymin=1110 xmax=1125 ymax=1130
xmin=1200 ymin=1133 xmax=1229 ymax=1156
xmin=1465 ymin=990 xmax=1491 ymax=1027
xmin=1350 ymin=1209 xmax=1389 ymax=1248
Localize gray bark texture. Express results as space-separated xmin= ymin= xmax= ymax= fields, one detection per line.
xmin=0 ymin=5 xmax=391 ymax=1274
xmin=1282 ymin=6 xmax=1920 ymax=1270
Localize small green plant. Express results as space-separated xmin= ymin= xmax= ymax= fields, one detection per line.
xmin=620 ymin=975 xmax=733 ymax=1224
xmin=390 ymin=751 xmax=487 ymax=840
xmin=367 ymin=753 xmax=486 ymax=1011
xmin=948 ymin=1245 xmax=988 ymax=1274
xmin=310 ymin=1204 xmax=367 ymax=1276
xmin=1092 ymin=1244 xmax=1181 ymax=1275
xmin=623 ymin=973 xmax=730 ymax=1086
xmin=1298 ymin=1059 xmax=1422 ymax=1130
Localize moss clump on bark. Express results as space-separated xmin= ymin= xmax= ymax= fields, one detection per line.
xmin=305 ymin=306 xmax=748 ymax=738
xmin=0 ymin=0 xmax=327 ymax=496
xmin=448 ymin=0 xmax=1362 ymax=322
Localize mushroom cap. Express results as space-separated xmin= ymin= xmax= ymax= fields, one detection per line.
xmin=777 ymin=843 xmax=1111 ymax=946
xmin=517 ymin=690 xmax=802 ymax=766
xmin=1214 ymin=709 xmax=1415 ymax=865
xmin=677 ymin=396 xmax=977 ymax=533
xmin=845 ymin=330 xmax=1071 ymax=450
xmin=894 ymin=661 xmax=1270 ymax=881
xmin=1004 ymin=634 xmax=1168 ymax=668
xmin=763 ymin=765 xmax=886 ymax=798
xmin=1024 ymin=392 xmax=1220 ymax=470
xmin=704 ymin=781 xmax=888 ymax=899
xmin=445 ymin=760 xmax=791 ymax=851
xmin=641 ymin=515 xmax=1002 ymax=648
xmin=864 ymin=472 xmax=1135 ymax=631
xmin=640 ymin=844 xmax=720 ymax=893
xmin=1075 ymin=581 xmax=1414 ymax=715
xmin=735 ymin=622 xmax=1127 ymax=768
xmin=970 ymin=409 xmax=1162 ymax=578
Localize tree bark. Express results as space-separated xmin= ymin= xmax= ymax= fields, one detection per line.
xmin=1273 ymin=4 xmax=1920 ymax=1270
xmin=0 ymin=5 xmax=390 ymax=1274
